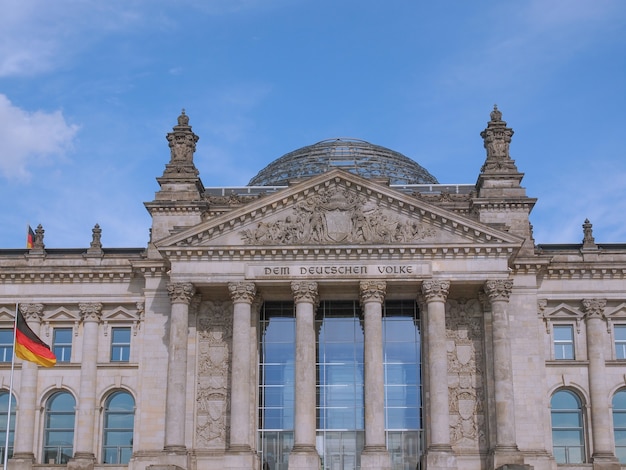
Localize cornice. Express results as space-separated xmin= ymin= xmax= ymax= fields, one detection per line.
xmin=0 ymin=267 xmax=135 ymax=284
xmin=544 ymin=266 xmax=626 ymax=280
xmin=160 ymin=243 xmax=517 ymax=262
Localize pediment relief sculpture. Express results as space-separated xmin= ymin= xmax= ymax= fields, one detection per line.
xmin=240 ymin=185 xmax=438 ymax=245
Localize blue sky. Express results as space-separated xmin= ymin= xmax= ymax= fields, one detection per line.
xmin=1 ymin=0 xmax=625 ymax=248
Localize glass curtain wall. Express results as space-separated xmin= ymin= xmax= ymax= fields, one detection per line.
xmin=258 ymin=300 xmax=422 ymax=470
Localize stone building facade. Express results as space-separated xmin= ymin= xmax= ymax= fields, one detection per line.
xmin=1 ymin=108 xmax=625 ymax=470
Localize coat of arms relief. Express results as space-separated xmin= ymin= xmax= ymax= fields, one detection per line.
xmin=240 ymin=185 xmax=437 ymax=245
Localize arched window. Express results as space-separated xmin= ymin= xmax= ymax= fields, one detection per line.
xmin=0 ymin=391 xmax=16 ymax=461
xmin=43 ymin=391 xmax=75 ymax=465
xmin=551 ymin=390 xmax=585 ymax=463
xmin=612 ymin=389 xmax=626 ymax=463
xmin=102 ymin=391 xmax=135 ymax=464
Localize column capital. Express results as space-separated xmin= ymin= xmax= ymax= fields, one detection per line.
xmin=19 ymin=303 xmax=44 ymax=321
xmin=582 ymin=298 xmax=607 ymax=320
xmin=484 ymin=279 xmax=513 ymax=302
xmin=421 ymin=279 xmax=450 ymax=303
xmin=168 ymin=282 xmax=196 ymax=304
xmin=228 ymin=281 xmax=256 ymax=304
xmin=79 ymin=302 xmax=103 ymax=322
xmin=360 ymin=280 xmax=386 ymax=305
xmin=291 ymin=281 xmax=319 ymax=305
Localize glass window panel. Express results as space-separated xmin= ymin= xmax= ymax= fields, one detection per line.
xmin=46 ymin=414 xmax=76 ymax=429
xmin=263 ymin=342 xmax=294 ymax=361
xmin=103 ymin=431 xmax=133 ymax=446
xmin=551 ymin=411 xmax=582 ymax=428
xmin=616 ymin=446 xmax=626 ymax=464
xmin=613 ymin=412 xmax=626 ymax=428
xmin=615 ymin=325 xmax=626 ymax=341
xmin=615 ymin=391 xmax=626 ymax=410
xmin=553 ymin=430 xmax=584 ymax=445
xmin=567 ymin=446 xmax=584 ymax=463
xmin=105 ymin=413 xmax=135 ymax=429
xmin=551 ymin=390 xmax=580 ymax=410
xmin=385 ymin=342 xmax=418 ymax=362
xmin=554 ymin=325 xmax=573 ymax=341
xmin=614 ymin=430 xmax=626 ymax=446
xmin=383 ymin=321 xmax=417 ymax=343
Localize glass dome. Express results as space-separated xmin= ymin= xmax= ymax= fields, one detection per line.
xmin=248 ymin=138 xmax=438 ymax=186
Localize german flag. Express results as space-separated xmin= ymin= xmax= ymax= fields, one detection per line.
xmin=14 ymin=309 xmax=56 ymax=367
xmin=26 ymin=226 xmax=35 ymax=249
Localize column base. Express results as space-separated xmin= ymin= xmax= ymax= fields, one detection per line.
xmin=7 ymin=454 xmax=35 ymax=470
xmin=422 ymin=445 xmax=457 ymax=470
xmin=288 ymin=445 xmax=320 ymax=470
xmin=495 ymin=465 xmax=533 ymax=470
xmin=67 ymin=454 xmax=96 ymax=470
xmin=225 ymin=448 xmax=259 ymax=470
xmin=360 ymin=445 xmax=391 ymax=469
xmin=591 ymin=452 xmax=621 ymax=470
xmin=489 ymin=445 xmax=524 ymax=470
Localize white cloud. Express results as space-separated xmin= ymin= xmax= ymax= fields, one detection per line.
xmin=0 ymin=95 xmax=79 ymax=181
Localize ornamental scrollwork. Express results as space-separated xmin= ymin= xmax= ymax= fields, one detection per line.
xmin=582 ymin=298 xmax=607 ymax=320
xmin=228 ymin=282 xmax=256 ymax=304
xmin=483 ymin=279 xmax=513 ymax=302
xmin=79 ymin=302 xmax=103 ymax=322
xmin=19 ymin=303 xmax=44 ymax=321
xmin=360 ymin=280 xmax=386 ymax=304
xmin=291 ymin=281 xmax=319 ymax=305
xmin=167 ymin=282 xmax=196 ymax=304
xmin=421 ymin=280 xmax=450 ymax=303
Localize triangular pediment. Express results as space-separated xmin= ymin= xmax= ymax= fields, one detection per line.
xmin=156 ymin=170 xmax=522 ymax=253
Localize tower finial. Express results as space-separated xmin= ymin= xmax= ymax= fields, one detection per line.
xmin=490 ymin=104 xmax=502 ymax=122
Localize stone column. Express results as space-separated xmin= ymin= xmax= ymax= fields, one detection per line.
xmin=164 ymin=282 xmax=195 ymax=452
xmin=227 ymin=281 xmax=256 ymax=452
xmin=288 ymin=281 xmax=321 ymax=470
xmin=70 ymin=303 xmax=103 ymax=466
xmin=483 ymin=279 xmax=522 ymax=467
xmin=11 ymin=303 xmax=44 ymax=466
xmin=583 ymin=299 xmax=620 ymax=469
xmin=359 ymin=281 xmax=391 ymax=470
xmin=421 ymin=280 xmax=457 ymax=470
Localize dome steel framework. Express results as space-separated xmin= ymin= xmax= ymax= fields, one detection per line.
xmin=248 ymin=138 xmax=438 ymax=186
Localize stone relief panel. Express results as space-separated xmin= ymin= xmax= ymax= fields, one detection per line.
xmin=446 ymin=298 xmax=487 ymax=451
xmin=195 ymin=300 xmax=233 ymax=450
xmin=240 ymin=184 xmax=437 ymax=245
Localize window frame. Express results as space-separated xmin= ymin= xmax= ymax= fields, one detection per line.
xmin=110 ymin=327 xmax=131 ymax=363
xmin=0 ymin=391 xmax=16 ymax=461
xmin=553 ymin=324 xmax=576 ymax=360
xmin=550 ymin=389 xmax=586 ymax=464
xmin=0 ymin=329 xmax=14 ymax=363
xmin=52 ymin=327 xmax=73 ymax=363
xmin=101 ymin=390 xmax=135 ymax=464
xmin=614 ymin=325 xmax=626 ymax=360
xmin=42 ymin=391 xmax=76 ymax=465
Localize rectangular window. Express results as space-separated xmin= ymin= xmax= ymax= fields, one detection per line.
xmin=554 ymin=325 xmax=575 ymax=360
xmin=110 ymin=328 xmax=131 ymax=362
xmin=0 ymin=329 xmax=13 ymax=363
xmin=53 ymin=328 xmax=72 ymax=363
xmin=615 ymin=325 xmax=626 ymax=359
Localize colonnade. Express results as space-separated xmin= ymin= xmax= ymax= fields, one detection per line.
xmin=160 ymin=277 xmax=525 ymax=470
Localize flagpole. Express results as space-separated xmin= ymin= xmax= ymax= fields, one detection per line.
xmin=3 ymin=304 xmax=17 ymax=470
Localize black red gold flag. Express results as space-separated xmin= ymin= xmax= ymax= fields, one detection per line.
xmin=14 ymin=309 xmax=56 ymax=367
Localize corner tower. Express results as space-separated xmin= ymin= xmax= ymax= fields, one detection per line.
xmin=473 ymin=106 xmax=536 ymax=256
xmin=145 ymin=110 xmax=207 ymax=244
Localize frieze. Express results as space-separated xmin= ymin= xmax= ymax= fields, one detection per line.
xmin=239 ymin=185 xmax=436 ymax=245
xmin=246 ymin=263 xmax=429 ymax=279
